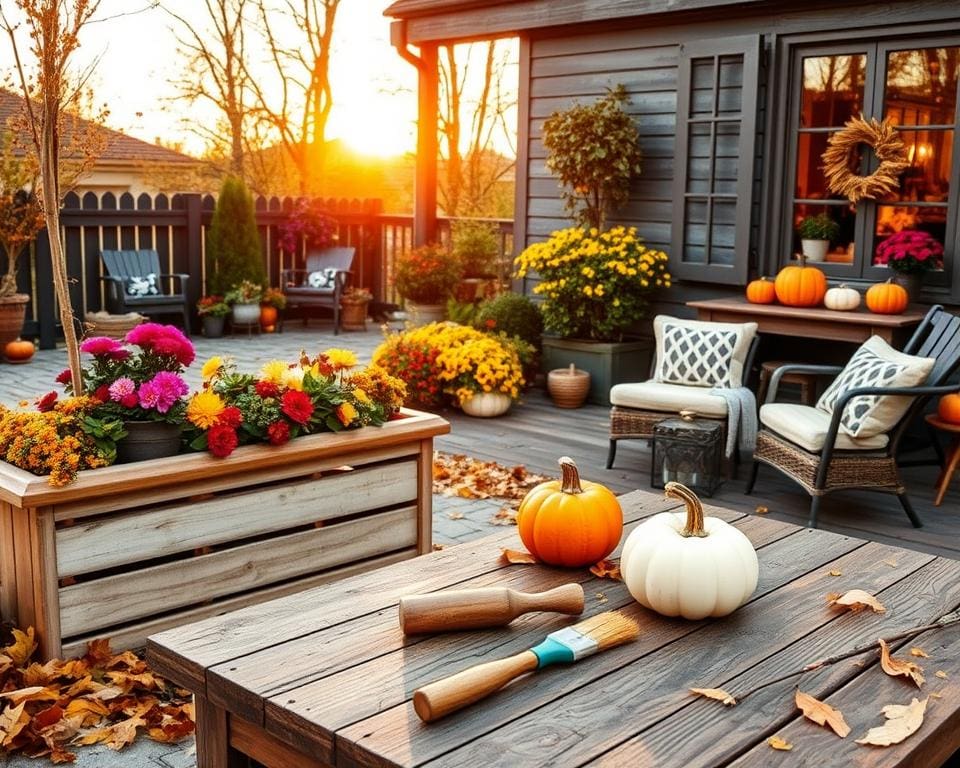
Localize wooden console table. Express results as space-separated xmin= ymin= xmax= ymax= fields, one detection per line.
xmin=687 ymin=298 xmax=925 ymax=344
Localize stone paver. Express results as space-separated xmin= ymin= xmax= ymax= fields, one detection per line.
xmin=0 ymin=326 xmax=520 ymax=768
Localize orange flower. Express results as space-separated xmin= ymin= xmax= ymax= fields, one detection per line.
xmin=336 ymin=402 xmax=358 ymax=427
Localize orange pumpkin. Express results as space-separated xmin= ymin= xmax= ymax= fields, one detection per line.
xmin=259 ymin=305 xmax=278 ymax=332
xmin=745 ymin=277 xmax=777 ymax=304
xmin=865 ymin=279 xmax=909 ymax=315
xmin=774 ymin=261 xmax=827 ymax=307
xmin=938 ymin=393 xmax=960 ymax=425
xmin=4 ymin=338 xmax=35 ymax=363
xmin=517 ymin=457 xmax=622 ymax=567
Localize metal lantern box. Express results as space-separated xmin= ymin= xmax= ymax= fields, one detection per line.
xmin=651 ymin=416 xmax=723 ymax=496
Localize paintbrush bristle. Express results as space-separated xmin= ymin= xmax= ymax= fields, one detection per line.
xmin=570 ymin=611 xmax=639 ymax=650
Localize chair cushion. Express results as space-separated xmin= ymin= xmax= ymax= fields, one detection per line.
xmin=125 ymin=273 xmax=159 ymax=297
xmin=815 ymin=335 xmax=934 ymax=438
xmin=653 ymin=315 xmax=757 ymax=388
xmin=760 ymin=403 xmax=888 ymax=452
xmin=610 ymin=380 xmax=728 ymax=417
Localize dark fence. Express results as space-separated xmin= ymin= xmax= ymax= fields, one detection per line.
xmin=14 ymin=191 xmax=513 ymax=348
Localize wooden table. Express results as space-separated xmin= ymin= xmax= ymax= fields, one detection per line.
xmin=687 ymin=297 xmax=925 ymax=344
xmin=926 ymin=414 xmax=960 ymax=507
xmin=148 ymin=490 xmax=960 ymax=768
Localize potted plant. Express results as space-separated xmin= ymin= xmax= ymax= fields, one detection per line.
xmin=277 ymin=198 xmax=338 ymax=254
xmin=206 ymin=176 xmax=266 ymax=294
xmin=340 ymin=286 xmax=373 ymax=331
xmin=451 ymin=220 xmax=500 ymax=301
xmin=797 ymin=213 xmax=840 ymax=262
xmin=394 ymin=244 xmax=462 ymax=325
xmin=260 ymin=287 xmax=287 ymax=332
xmin=873 ymin=229 xmax=944 ymax=301
xmin=196 ymin=294 xmax=230 ymax=338
xmin=225 ymin=280 xmax=263 ymax=326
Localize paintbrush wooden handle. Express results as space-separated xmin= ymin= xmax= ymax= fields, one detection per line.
xmin=413 ymin=650 xmax=539 ymax=722
xmin=399 ymin=584 xmax=584 ymax=634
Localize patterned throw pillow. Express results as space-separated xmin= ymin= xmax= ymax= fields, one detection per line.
xmin=654 ymin=317 xmax=756 ymax=388
xmin=307 ymin=268 xmax=337 ymax=290
xmin=125 ymin=273 xmax=159 ymax=297
xmin=816 ymin=336 xmax=934 ymax=438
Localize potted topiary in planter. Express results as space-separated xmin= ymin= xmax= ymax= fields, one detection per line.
xmin=797 ymin=213 xmax=840 ymax=263
xmin=206 ymin=176 xmax=266 ymax=295
xmin=451 ymin=220 xmax=500 ymax=301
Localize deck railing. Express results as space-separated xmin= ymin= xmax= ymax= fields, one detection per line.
xmin=14 ymin=192 xmax=512 ymax=348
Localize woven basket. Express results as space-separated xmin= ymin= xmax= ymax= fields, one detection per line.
xmin=547 ymin=364 xmax=591 ymax=408
xmin=84 ymin=311 xmax=147 ymax=340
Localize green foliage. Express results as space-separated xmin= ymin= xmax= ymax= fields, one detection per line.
xmin=475 ymin=292 xmax=543 ymax=350
xmin=542 ymin=85 xmax=642 ymax=231
xmin=797 ymin=213 xmax=840 ymax=241
xmin=451 ymin=220 xmax=500 ymax=278
xmin=206 ymin=176 xmax=265 ymax=294
xmin=447 ymin=298 xmax=481 ymax=326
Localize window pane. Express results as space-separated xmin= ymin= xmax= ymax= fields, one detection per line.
xmin=873 ymin=205 xmax=947 ymax=268
xmin=885 ymin=47 xmax=959 ymax=126
xmin=791 ymin=203 xmax=854 ymax=263
xmin=683 ymin=200 xmax=709 ymax=264
xmin=691 ymin=58 xmax=715 ymax=116
xmin=881 ymin=129 xmax=952 ymax=202
xmin=713 ymin=122 xmax=740 ymax=194
xmin=795 ymin=132 xmax=857 ymax=199
xmin=718 ymin=54 xmax=744 ymax=114
xmin=801 ymin=54 xmax=866 ymax=127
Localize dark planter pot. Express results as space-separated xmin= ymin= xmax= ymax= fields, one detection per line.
xmin=541 ymin=337 xmax=654 ymax=406
xmin=891 ymin=272 xmax=924 ymax=303
xmin=202 ymin=315 xmax=226 ymax=338
xmin=116 ymin=420 xmax=182 ymax=464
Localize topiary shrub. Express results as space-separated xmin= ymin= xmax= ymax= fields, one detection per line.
xmin=206 ymin=176 xmax=265 ymax=294
xmin=475 ymin=292 xmax=543 ymax=350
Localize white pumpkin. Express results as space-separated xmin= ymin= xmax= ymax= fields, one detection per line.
xmin=824 ymin=284 xmax=861 ymax=311
xmin=621 ymin=483 xmax=758 ymax=620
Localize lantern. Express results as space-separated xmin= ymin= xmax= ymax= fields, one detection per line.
xmin=651 ymin=412 xmax=723 ymax=496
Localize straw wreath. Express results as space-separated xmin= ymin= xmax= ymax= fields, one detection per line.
xmin=821 ymin=115 xmax=909 ymax=203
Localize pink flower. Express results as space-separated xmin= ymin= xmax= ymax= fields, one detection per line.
xmin=109 ymin=377 xmax=136 ymax=402
xmin=80 ymin=336 xmax=129 ymax=360
xmin=138 ymin=371 xmax=188 ymax=413
xmin=126 ymin=323 xmax=195 ymax=367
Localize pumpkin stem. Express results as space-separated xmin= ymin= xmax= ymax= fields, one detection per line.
xmin=558 ymin=456 xmax=583 ymax=494
xmin=665 ymin=481 xmax=707 ymax=538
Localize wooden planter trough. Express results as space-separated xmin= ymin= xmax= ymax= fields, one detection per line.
xmin=0 ymin=410 xmax=449 ymax=660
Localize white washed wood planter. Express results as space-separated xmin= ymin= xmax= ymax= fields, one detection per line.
xmin=0 ymin=409 xmax=449 ymax=660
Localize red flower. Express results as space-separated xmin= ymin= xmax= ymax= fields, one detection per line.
xmin=255 ymin=380 xmax=280 ymax=398
xmin=484 ymin=318 xmax=497 ymax=329
xmin=281 ymin=389 xmax=314 ymax=425
xmin=55 ymin=368 xmax=72 ymax=385
xmin=121 ymin=393 xmax=139 ymax=409
xmin=207 ymin=425 xmax=239 ymax=458
xmin=93 ymin=385 xmax=110 ymax=403
xmin=267 ymin=420 xmax=290 ymax=445
xmin=217 ymin=406 xmax=243 ymax=428
xmin=37 ymin=391 xmax=58 ymax=412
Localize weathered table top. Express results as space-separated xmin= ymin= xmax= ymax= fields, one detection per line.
xmin=687 ymin=297 xmax=926 ymax=344
xmin=148 ymin=490 xmax=960 ymax=768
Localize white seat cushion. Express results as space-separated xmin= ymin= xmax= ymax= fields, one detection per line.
xmin=653 ymin=315 xmax=758 ymax=388
xmin=760 ymin=403 xmax=888 ymax=452
xmin=610 ymin=380 xmax=728 ymax=418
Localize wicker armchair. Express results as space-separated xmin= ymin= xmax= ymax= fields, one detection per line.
xmin=746 ymin=305 xmax=960 ymax=529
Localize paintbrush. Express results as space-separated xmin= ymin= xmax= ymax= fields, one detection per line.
xmin=413 ymin=610 xmax=639 ymax=722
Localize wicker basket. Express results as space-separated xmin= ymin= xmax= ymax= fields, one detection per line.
xmin=84 ymin=311 xmax=146 ymax=340
xmin=547 ymin=364 xmax=591 ymax=408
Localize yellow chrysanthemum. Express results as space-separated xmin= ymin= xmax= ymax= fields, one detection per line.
xmin=324 ymin=348 xmax=358 ymax=371
xmin=186 ymin=390 xmax=225 ymax=429
xmin=282 ymin=367 xmax=305 ymax=391
xmin=201 ymin=356 xmax=224 ymax=381
xmin=353 ymin=388 xmax=371 ymax=404
xmin=336 ymin=401 xmax=358 ymax=426
xmin=260 ymin=359 xmax=289 ymax=384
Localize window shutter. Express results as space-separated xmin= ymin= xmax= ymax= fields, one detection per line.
xmin=671 ymin=35 xmax=761 ymax=285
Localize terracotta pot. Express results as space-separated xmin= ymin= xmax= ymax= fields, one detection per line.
xmin=340 ymin=299 xmax=369 ymax=331
xmin=461 ymin=392 xmax=512 ymax=418
xmin=0 ymin=294 xmax=29 ymax=350
xmin=260 ymin=305 xmax=278 ymax=332
xmin=547 ymin=364 xmax=591 ymax=408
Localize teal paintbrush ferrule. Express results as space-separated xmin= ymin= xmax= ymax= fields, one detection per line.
xmin=531 ymin=637 xmax=575 ymax=668
xmin=531 ymin=626 xmax=600 ymax=668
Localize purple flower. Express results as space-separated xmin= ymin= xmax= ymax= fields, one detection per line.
xmin=874 ymin=230 xmax=944 ymax=273
xmin=80 ymin=336 xmax=129 ymax=360
xmin=138 ymin=371 xmax=188 ymax=413
xmin=108 ymin=377 xmax=136 ymax=402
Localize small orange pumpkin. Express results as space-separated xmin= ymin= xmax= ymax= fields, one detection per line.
xmin=865 ymin=279 xmax=909 ymax=315
xmin=938 ymin=393 xmax=960 ymax=425
xmin=259 ymin=304 xmax=278 ymax=332
xmin=745 ymin=276 xmax=777 ymax=304
xmin=774 ymin=259 xmax=827 ymax=307
xmin=4 ymin=338 xmax=35 ymax=363
xmin=517 ymin=457 xmax=622 ymax=567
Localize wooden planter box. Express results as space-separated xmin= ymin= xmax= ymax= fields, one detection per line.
xmin=0 ymin=410 xmax=449 ymax=660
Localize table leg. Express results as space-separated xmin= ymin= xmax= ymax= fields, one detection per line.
xmin=195 ymin=694 xmax=244 ymax=768
xmin=934 ymin=437 xmax=960 ymax=507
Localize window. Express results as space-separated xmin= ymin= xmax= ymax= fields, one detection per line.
xmin=783 ymin=40 xmax=960 ymax=292
xmin=672 ymin=36 xmax=761 ymax=285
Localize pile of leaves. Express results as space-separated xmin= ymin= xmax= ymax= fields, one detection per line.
xmin=0 ymin=625 xmax=194 ymax=763
xmin=432 ymin=452 xmax=548 ymax=505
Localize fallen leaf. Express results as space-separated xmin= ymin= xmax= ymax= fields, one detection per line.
xmin=796 ymin=690 xmax=850 ymax=737
xmin=432 ymin=543 xmax=446 ymax=551
xmin=595 ymin=592 xmax=608 ymax=604
xmin=909 ymin=648 xmax=929 ymax=658
xmin=856 ymin=697 xmax=926 ymax=746
xmin=827 ymin=589 xmax=886 ymax=613
xmin=884 ymin=559 xmax=898 ymax=568
xmin=935 ymin=671 xmax=948 ymax=679
xmin=931 ymin=692 xmax=943 ymax=699
xmin=3 ymin=628 xmax=36 ymax=667
xmin=446 ymin=511 xmax=465 ymax=520
xmin=490 ymin=507 xmax=517 ymax=526
xmin=755 ymin=505 xmax=768 ymax=514
xmin=879 ymin=639 xmax=924 ymax=687
xmin=690 ymin=688 xmax=737 ymax=706
xmin=767 ymin=735 xmax=793 ymax=751
xmin=0 ymin=686 xmax=59 ymax=705
xmin=829 ymin=569 xmax=843 ymax=577
xmin=433 ymin=453 xmax=549 ymax=502
xmin=0 ymin=702 xmax=29 ymax=747
xmin=500 ymin=548 xmax=537 ymax=564
xmin=590 ymin=559 xmax=622 ymax=581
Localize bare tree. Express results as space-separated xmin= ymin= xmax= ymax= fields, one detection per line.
xmin=246 ymin=0 xmax=340 ymax=195
xmin=1 ymin=0 xmax=102 ymax=393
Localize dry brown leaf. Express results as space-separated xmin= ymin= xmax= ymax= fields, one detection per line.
xmin=910 ymin=647 xmax=929 ymax=658
xmin=767 ymin=735 xmax=793 ymax=751
xmin=755 ymin=505 xmax=768 ymax=514
xmin=796 ymin=690 xmax=850 ymax=737
xmin=490 ymin=507 xmax=517 ymax=526
xmin=0 ymin=702 xmax=29 ymax=748
xmin=0 ymin=686 xmax=59 ymax=705
xmin=3 ymin=629 xmax=36 ymax=668
xmin=827 ymin=589 xmax=886 ymax=613
xmin=856 ymin=697 xmax=927 ymax=746
xmin=500 ymin=548 xmax=537 ymax=564
xmin=829 ymin=569 xmax=843 ymax=577
xmin=590 ymin=559 xmax=622 ymax=581
xmin=432 ymin=543 xmax=446 ymax=551
xmin=931 ymin=692 xmax=943 ymax=699
xmin=884 ymin=559 xmax=898 ymax=568
xmin=446 ymin=511 xmax=465 ymax=520
xmin=433 ymin=453 xmax=549 ymax=502
xmin=935 ymin=670 xmax=948 ymax=679
xmin=690 ymin=688 xmax=737 ymax=706
xmin=879 ymin=639 xmax=925 ymax=687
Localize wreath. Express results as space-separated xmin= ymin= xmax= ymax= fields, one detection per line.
xmin=821 ymin=115 xmax=909 ymax=203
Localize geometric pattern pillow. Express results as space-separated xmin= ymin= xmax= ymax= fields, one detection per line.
xmin=816 ymin=336 xmax=934 ymax=439
xmin=125 ymin=273 xmax=159 ymax=297
xmin=307 ymin=268 xmax=337 ymax=290
xmin=652 ymin=316 xmax=757 ymax=389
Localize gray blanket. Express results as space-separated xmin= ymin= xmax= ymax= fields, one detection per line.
xmin=710 ymin=386 xmax=758 ymax=458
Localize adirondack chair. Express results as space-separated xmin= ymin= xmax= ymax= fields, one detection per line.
xmin=100 ymin=250 xmax=191 ymax=334
xmin=281 ymin=247 xmax=355 ymax=335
